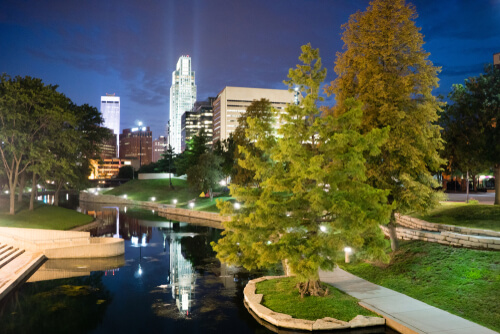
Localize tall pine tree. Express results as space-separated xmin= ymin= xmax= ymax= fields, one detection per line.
xmin=328 ymin=0 xmax=445 ymax=250
xmin=213 ymin=44 xmax=391 ymax=297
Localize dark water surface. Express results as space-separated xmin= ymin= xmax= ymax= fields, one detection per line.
xmin=0 ymin=197 xmax=398 ymax=334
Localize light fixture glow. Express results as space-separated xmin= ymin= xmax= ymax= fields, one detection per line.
xmin=234 ymin=203 xmax=241 ymax=210
xmin=320 ymin=225 xmax=327 ymax=232
xmin=189 ymin=202 xmax=195 ymax=209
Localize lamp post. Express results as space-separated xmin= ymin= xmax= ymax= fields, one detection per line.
xmin=138 ymin=121 xmax=143 ymax=168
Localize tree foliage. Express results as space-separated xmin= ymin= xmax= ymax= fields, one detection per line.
xmin=328 ymin=0 xmax=445 ymax=249
xmin=186 ymin=152 xmax=223 ymax=200
xmin=175 ymin=129 xmax=208 ymax=176
xmin=213 ymin=44 xmax=391 ymax=297
xmin=231 ymin=99 xmax=274 ymax=186
xmin=444 ymin=65 xmax=500 ymax=204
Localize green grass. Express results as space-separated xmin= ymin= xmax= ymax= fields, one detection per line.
xmin=102 ymin=179 xmax=233 ymax=212
xmin=340 ymin=241 xmax=500 ymax=332
xmin=0 ymin=197 xmax=93 ymax=230
xmin=256 ymin=277 xmax=380 ymax=322
xmin=411 ymin=202 xmax=500 ymax=231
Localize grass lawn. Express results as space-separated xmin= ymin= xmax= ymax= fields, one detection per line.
xmin=0 ymin=197 xmax=93 ymax=230
xmin=411 ymin=202 xmax=500 ymax=231
xmin=256 ymin=277 xmax=380 ymax=322
xmin=102 ymin=178 xmax=234 ymax=212
xmin=340 ymin=241 xmax=500 ymax=332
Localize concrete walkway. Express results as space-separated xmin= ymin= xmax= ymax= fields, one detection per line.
xmin=319 ymin=268 xmax=498 ymax=334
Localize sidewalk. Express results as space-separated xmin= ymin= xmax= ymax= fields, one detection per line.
xmin=319 ymin=268 xmax=498 ymax=334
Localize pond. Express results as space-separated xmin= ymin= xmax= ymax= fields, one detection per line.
xmin=0 ymin=196 xmax=398 ymax=334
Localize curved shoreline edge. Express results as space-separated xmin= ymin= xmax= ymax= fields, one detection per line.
xmin=243 ymin=276 xmax=385 ymax=331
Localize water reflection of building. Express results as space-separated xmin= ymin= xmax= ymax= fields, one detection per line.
xmin=169 ymin=237 xmax=196 ymax=315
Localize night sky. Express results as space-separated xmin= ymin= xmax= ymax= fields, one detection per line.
xmin=1 ymin=0 xmax=499 ymax=138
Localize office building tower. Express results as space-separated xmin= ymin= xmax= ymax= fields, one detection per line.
xmin=169 ymin=55 xmax=196 ymax=154
xmin=119 ymin=126 xmax=153 ymax=168
xmin=212 ymin=87 xmax=295 ymax=143
xmin=181 ymin=97 xmax=214 ymax=151
xmin=99 ymin=128 xmax=117 ymax=159
xmin=100 ymin=94 xmax=120 ymax=155
xmin=153 ymin=136 xmax=168 ymax=162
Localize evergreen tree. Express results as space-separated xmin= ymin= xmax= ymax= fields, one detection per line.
xmin=328 ymin=0 xmax=445 ymax=250
xmin=213 ymin=44 xmax=390 ymax=297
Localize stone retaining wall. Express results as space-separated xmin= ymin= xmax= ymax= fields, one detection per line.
xmin=396 ymin=215 xmax=500 ymax=238
xmin=380 ymin=225 xmax=500 ymax=250
xmin=244 ymin=276 xmax=385 ymax=331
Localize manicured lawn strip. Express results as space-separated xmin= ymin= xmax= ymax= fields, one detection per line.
xmin=102 ymin=179 xmax=233 ymax=212
xmin=256 ymin=277 xmax=379 ymax=322
xmin=340 ymin=241 xmax=500 ymax=332
xmin=411 ymin=203 xmax=500 ymax=231
xmin=0 ymin=197 xmax=93 ymax=230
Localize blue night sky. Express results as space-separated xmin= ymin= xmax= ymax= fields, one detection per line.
xmin=1 ymin=0 xmax=499 ymax=138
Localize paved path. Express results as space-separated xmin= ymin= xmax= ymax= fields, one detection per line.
xmin=445 ymin=192 xmax=495 ymax=205
xmin=319 ymin=268 xmax=498 ymax=334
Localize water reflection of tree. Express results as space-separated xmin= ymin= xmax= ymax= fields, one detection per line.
xmin=0 ymin=272 xmax=112 ymax=334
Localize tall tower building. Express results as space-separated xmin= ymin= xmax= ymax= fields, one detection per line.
xmin=100 ymin=94 xmax=120 ymax=156
xmin=169 ymin=55 xmax=196 ymax=153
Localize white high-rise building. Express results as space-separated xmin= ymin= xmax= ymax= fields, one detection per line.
xmin=100 ymin=94 xmax=120 ymax=156
xmin=169 ymin=56 xmax=196 ymax=153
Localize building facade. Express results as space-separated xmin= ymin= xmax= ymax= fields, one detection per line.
xmin=153 ymin=136 xmax=168 ymax=162
xmin=89 ymin=158 xmax=133 ymax=179
xmin=212 ymin=87 xmax=296 ymax=143
xmin=119 ymin=127 xmax=153 ymax=168
xmin=100 ymin=94 xmax=120 ymax=154
xmin=169 ymin=55 xmax=197 ymax=154
xmin=181 ymin=98 xmax=214 ymax=151
xmin=99 ymin=128 xmax=117 ymax=159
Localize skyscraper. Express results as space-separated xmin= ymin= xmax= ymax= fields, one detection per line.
xmin=169 ymin=55 xmax=196 ymax=153
xmin=100 ymin=94 xmax=120 ymax=155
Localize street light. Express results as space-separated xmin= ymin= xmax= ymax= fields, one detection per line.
xmin=344 ymin=247 xmax=352 ymax=263
xmin=189 ymin=202 xmax=195 ymax=209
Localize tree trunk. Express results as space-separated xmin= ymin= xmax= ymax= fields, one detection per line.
xmin=29 ymin=173 xmax=37 ymax=211
xmin=388 ymin=211 xmax=399 ymax=251
xmin=54 ymin=183 xmax=61 ymax=206
xmin=281 ymin=259 xmax=293 ymax=277
xmin=209 ymin=188 xmax=213 ymax=201
xmin=8 ymin=166 xmax=19 ymax=215
xmin=296 ymin=279 xmax=329 ymax=298
xmin=495 ymin=164 xmax=500 ymax=205
xmin=18 ymin=172 xmax=26 ymax=202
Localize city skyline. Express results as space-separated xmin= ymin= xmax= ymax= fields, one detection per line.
xmin=1 ymin=0 xmax=499 ymax=138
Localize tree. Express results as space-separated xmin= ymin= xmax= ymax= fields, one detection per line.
xmin=117 ymin=165 xmax=134 ymax=179
xmin=213 ymin=44 xmax=390 ymax=297
xmin=444 ymin=65 xmax=500 ymax=204
xmin=175 ymin=129 xmax=208 ymax=176
xmin=213 ymin=134 xmax=235 ymax=184
xmin=187 ymin=152 xmax=223 ymax=200
xmin=0 ymin=75 xmax=67 ymax=214
xmin=231 ymin=99 xmax=274 ymax=186
xmin=328 ymin=0 xmax=445 ymax=250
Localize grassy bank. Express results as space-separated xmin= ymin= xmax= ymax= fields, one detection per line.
xmin=102 ymin=178 xmax=233 ymax=212
xmin=256 ymin=277 xmax=379 ymax=321
xmin=0 ymin=197 xmax=93 ymax=230
xmin=340 ymin=241 xmax=500 ymax=332
xmin=411 ymin=202 xmax=500 ymax=231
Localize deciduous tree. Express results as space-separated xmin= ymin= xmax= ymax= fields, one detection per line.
xmin=444 ymin=65 xmax=500 ymax=204
xmin=328 ymin=0 xmax=445 ymax=250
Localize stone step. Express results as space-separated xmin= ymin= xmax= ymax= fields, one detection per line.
xmin=0 ymin=247 xmax=16 ymax=261
xmin=0 ymin=244 xmax=13 ymax=256
xmin=0 ymin=248 xmax=25 ymax=269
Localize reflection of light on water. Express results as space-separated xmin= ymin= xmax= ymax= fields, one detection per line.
xmin=142 ymin=235 xmax=147 ymax=247
xmin=131 ymin=236 xmax=139 ymax=245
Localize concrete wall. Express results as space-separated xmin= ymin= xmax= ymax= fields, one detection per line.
xmin=138 ymin=173 xmax=175 ymax=180
xmin=0 ymin=227 xmax=125 ymax=258
xmin=80 ymin=191 xmax=230 ymax=224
